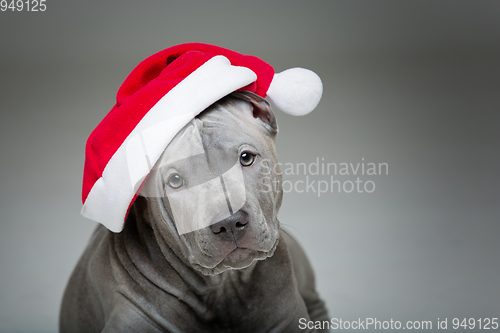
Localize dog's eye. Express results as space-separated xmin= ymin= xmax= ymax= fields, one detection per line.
xmin=167 ymin=174 xmax=184 ymax=189
xmin=240 ymin=152 xmax=255 ymax=166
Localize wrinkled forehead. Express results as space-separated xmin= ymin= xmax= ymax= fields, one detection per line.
xmin=141 ymin=97 xmax=267 ymax=194
xmin=152 ymin=108 xmax=244 ymax=186
xmin=159 ymin=118 xmax=208 ymax=168
xmin=161 ymin=100 xmax=259 ymax=165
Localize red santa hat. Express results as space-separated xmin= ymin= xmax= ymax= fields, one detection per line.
xmin=81 ymin=43 xmax=322 ymax=232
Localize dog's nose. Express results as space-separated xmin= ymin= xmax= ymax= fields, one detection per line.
xmin=210 ymin=210 xmax=248 ymax=240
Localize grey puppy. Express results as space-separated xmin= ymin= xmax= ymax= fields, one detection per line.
xmin=60 ymin=92 xmax=329 ymax=332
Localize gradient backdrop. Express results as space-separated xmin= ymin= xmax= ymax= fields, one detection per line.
xmin=1 ymin=1 xmax=499 ymax=332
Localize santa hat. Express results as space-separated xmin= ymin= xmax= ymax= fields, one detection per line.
xmin=82 ymin=43 xmax=322 ymax=232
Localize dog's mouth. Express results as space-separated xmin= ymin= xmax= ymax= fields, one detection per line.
xmin=219 ymin=247 xmax=257 ymax=270
xmin=192 ymin=238 xmax=279 ymax=276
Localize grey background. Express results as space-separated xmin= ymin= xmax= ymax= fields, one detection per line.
xmin=1 ymin=1 xmax=499 ymax=332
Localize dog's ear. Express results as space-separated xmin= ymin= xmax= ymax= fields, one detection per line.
xmin=231 ymin=91 xmax=278 ymax=133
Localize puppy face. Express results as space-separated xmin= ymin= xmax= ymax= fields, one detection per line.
xmin=141 ymin=92 xmax=283 ymax=275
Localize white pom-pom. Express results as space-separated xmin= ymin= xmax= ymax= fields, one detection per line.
xmin=266 ymin=67 xmax=323 ymax=116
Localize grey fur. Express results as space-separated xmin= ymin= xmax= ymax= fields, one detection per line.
xmin=60 ymin=92 xmax=328 ymax=332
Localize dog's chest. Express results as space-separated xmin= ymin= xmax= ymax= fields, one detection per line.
xmin=174 ymin=267 xmax=299 ymax=332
